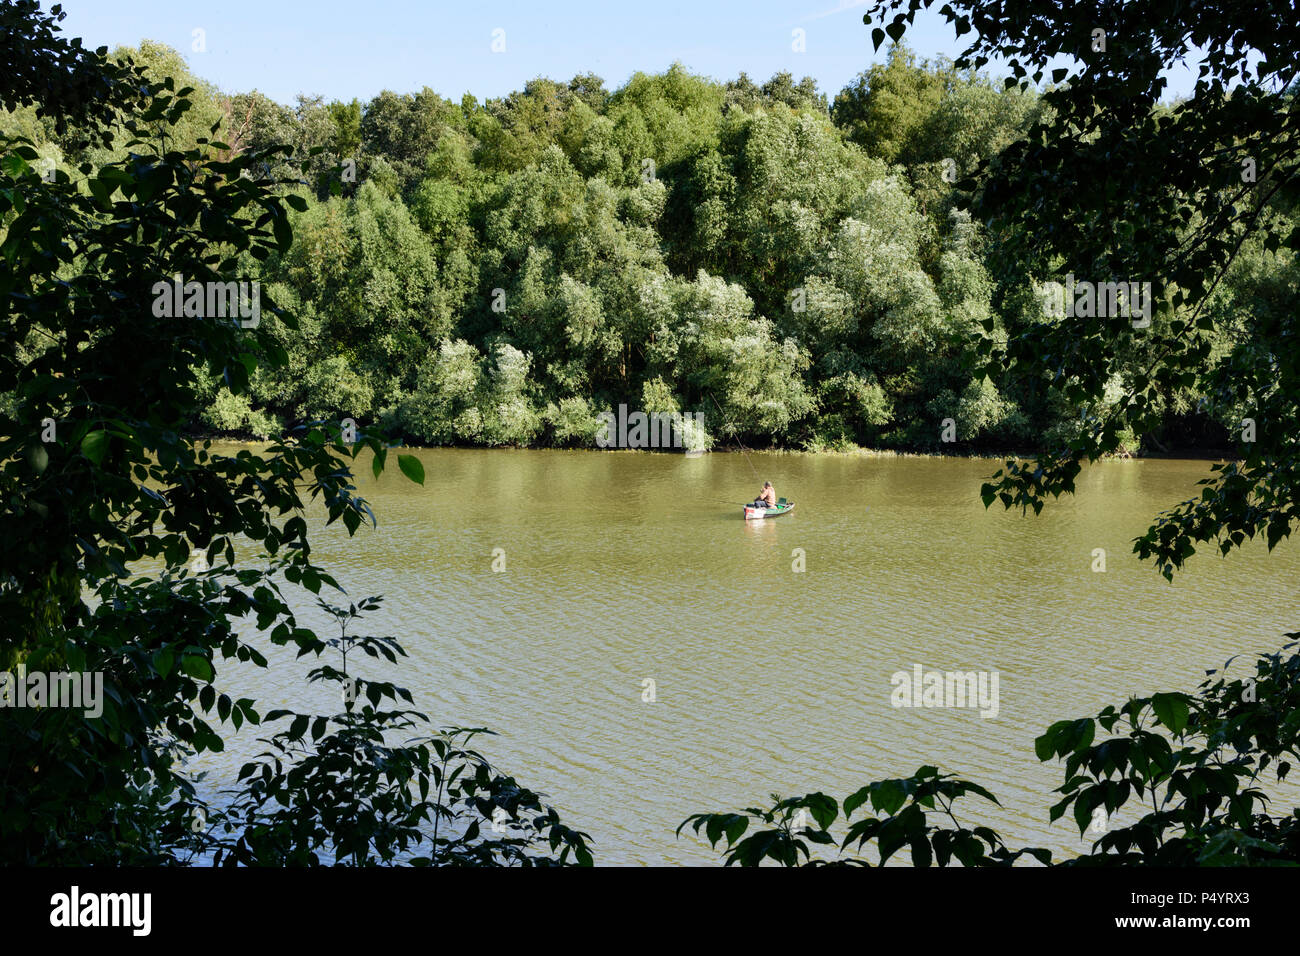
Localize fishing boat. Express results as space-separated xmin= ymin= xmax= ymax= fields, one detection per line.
xmin=743 ymin=498 xmax=795 ymax=520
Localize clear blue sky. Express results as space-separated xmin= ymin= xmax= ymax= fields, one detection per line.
xmin=53 ymin=0 xmax=1198 ymax=105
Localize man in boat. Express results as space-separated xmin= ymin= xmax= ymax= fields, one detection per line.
xmin=752 ymin=481 xmax=776 ymax=510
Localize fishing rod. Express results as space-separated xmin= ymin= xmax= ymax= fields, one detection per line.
xmin=704 ymin=392 xmax=761 ymax=480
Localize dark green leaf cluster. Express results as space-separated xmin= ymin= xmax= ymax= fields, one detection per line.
xmin=203 ymin=598 xmax=592 ymax=866
xmin=853 ymin=0 xmax=1300 ymax=570
xmin=681 ymin=766 xmax=1050 ymax=866
xmin=0 ymin=3 xmax=586 ymax=865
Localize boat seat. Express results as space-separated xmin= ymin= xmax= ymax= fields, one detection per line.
xmin=778 ymin=497 xmax=787 ymax=506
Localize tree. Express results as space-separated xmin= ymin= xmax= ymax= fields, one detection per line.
xmin=831 ymin=44 xmax=959 ymax=163
xmin=51 ymin=45 xmax=1289 ymax=463
xmin=725 ymin=71 xmax=825 ymax=113
xmin=359 ymin=87 xmax=461 ymax=189
xmin=0 ymin=1 xmax=140 ymax=143
xmin=110 ymin=40 xmax=226 ymax=154
xmin=327 ymin=97 xmax=362 ymax=159
xmin=853 ymin=0 xmax=1300 ymax=578
xmin=0 ymin=4 xmax=588 ymax=865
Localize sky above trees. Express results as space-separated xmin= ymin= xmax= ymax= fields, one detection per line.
xmin=55 ymin=0 xmax=1206 ymax=107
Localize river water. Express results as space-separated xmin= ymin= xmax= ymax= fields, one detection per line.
xmin=200 ymin=448 xmax=1300 ymax=865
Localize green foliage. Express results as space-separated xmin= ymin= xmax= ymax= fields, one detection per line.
xmin=222 ymin=90 xmax=339 ymax=189
xmin=682 ymin=766 xmax=1050 ymax=866
xmin=327 ymin=98 xmax=361 ymax=159
xmin=0 ymin=1 xmax=144 ymax=143
xmin=832 ymin=44 xmax=959 ymax=163
xmin=201 ymin=386 xmax=281 ymax=439
xmin=74 ymin=40 xmax=1270 ymax=460
xmin=359 ymin=87 xmax=462 ymax=189
xmin=9 ymin=13 xmax=1294 ymax=464
xmin=395 ymin=338 xmax=486 ymax=444
xmin=546 ymin=395 xmax=601 ymax=447
xmin=211 ymin=598 xmax=590 ymax=865
xmin=847 ymin=0 xmax=1300 ymax=573
xmin=726 ymin=71 xmax=827 ymax=114
xmin=392 ymin=337 xmax=550 ymax=448
xmin=301 ymin=354 xmax=376 ymax=421
xmin=606 ymin=63 xmax=726 ymax=178
xmin=9 ymin=0 xmax=1300 ymax=871
xmin=482 ymin=343 xmax=543 ymax=446
xmin=0 ymin=7 xmax=586 ymax=865
xmin=1036 ymin=639 xmax=1300 ymax=865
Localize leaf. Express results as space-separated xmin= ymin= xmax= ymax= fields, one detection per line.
xmin=872 ymin=779 xmax=907 ymax=816
xmin=97 ymin=167 xmax=132 ymax=186
xmin=87 ymin=177 xmax=112 ymax=208
xmin=1035 ymin=723 xmax=1065 ymax=760
xmin=1066 ymin=718 xmax=1095 ymax=753
xmin=806 ymin=793 xmax=838 ymax=830
xmin=272 ymin=212 xmax=292 ymax=250
xmin=1026 ymin=848 xmax=1053 ymax=866
xmin=959 ymin=781 xmax=1000 ymax=806
xmin=843 ymin=786 xmax=871 ymax=817
xmin=27 ymin=444 xmax=48 ymax=474
xmin=397 ymin=453 xmax=424 ymax=485
xmin=877 ymin=819 xmax=907 ymax=863
xmin=81 ymin=429 xmax=110 ymax=464
xmin=1150 ymin=692 xmax=1190 ymax=734
xmin=181 ymin=654 xmax=213 ymax=683
xmin=910 ymin=834 xmax=933 ymax=867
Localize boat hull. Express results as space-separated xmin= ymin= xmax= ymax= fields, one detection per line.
xmin=743 ymin=502 xmax=795 ymax=520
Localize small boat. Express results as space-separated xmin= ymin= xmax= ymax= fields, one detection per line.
xmin=743 ymin=498 xmax=795 ymax=520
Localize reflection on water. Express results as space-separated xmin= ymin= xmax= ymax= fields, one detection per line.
xmin=196 ymin=448 xmax=1300 ymax=865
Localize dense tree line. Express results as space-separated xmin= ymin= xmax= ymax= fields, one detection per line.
xmin=8 ymin=40 xmax=1290 ymax=453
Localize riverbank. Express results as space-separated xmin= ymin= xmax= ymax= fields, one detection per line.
xmin=192 ymin=430 xmax=1242 ymax=465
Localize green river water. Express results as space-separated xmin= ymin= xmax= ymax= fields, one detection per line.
xmin=198 ymin=448 xmax=1300 ymax=865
